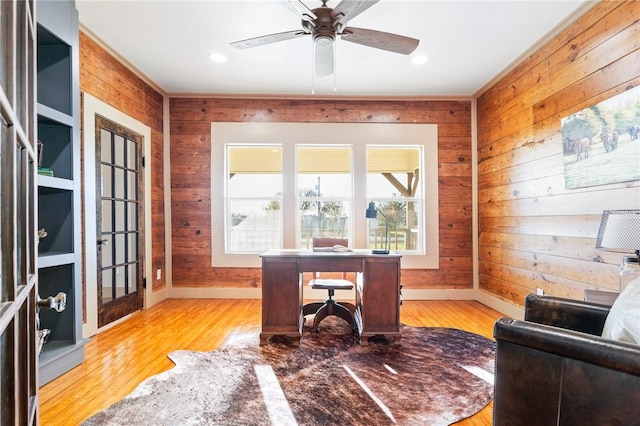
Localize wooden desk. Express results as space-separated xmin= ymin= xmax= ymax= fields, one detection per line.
xmin=260 ymin=250 xmax=401 ymax=346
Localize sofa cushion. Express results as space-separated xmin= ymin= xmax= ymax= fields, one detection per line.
xmin=601 ymin=276 xmax=640 ymax=344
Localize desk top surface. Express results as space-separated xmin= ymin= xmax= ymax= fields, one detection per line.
xmin=260 ymin=249 xmax=401 ymax=258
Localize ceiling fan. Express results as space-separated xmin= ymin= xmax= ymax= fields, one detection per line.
xmin=230 ymin=0 xmax=420 ymax=77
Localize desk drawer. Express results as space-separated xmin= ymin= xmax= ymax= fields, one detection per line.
xmin=298 ymin=257 xmax=364 ymax=272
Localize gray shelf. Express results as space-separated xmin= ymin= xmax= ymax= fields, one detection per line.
xmin=37 ymin=0 xmax=84 ymax=386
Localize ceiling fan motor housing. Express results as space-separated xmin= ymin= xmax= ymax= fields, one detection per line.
xmin=303 ymin=5 xmax=337 ymax=43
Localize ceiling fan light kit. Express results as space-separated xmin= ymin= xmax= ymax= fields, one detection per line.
xmin=231 ymin=0 xmax=419 ymax=80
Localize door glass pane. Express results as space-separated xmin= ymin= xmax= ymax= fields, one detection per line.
xmin=1 ymin=326 xmax=11 ymax=422
xmin=101 ymin=269 xmax=112 ymax=301
xmin=115 ymin=234 xmax=125 ymax=265
xmin=114 ymin=134 xmax=125 ymax=167
xmin=100 ymin=236 xmax=112 ymax=267
xmin=127 ymin=139 xmax=137 ymax=167
xmin=100 ymin=129 xmax=111 ymax=162
xmin=127 ymin=233 xmax=137 ymax=263
xmin=0 ymin=120 xmax=3 ymax=302
xmin=127 ymin=265 xmax=136 ymax=294
xmin=16 ymin=145 xmax=23 ymax=285
xmin=101 ymin=200 xmax=112 ymax=232
xmin=114 ymin=168 xmax=125 ymax=199
xmin=127 ymin=170 xmax=137 ymax=199
xmin=127 ymin=202 xmax=137 ymax=229
xmin=101 ymin=164 xmax=112 ymax=198
xmin=115 ymin=266 xmax=125 ymax=296
xmin=114 ymin=200 xmax=125 ymax=232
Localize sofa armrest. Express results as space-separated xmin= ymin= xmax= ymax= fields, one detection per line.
xmin=494 ymin=318 xmax=640 ymax=375
xmin=524 ymin=294 xmax=610 ymax=335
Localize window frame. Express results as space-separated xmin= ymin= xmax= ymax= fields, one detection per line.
xmin=211 ymin=122 xmax=439 ymax=269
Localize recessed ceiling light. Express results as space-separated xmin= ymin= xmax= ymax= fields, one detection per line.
xmin=209 ymin=52 xmax=227 ymax=63
xmin=412 ymin=55 xmax=428 ymax=65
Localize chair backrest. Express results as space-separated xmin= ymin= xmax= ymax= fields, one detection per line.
xmin=312 ymin=238 xmax=350 ymax=280
xmin=312 ymin=237 xmax=348 ymax=249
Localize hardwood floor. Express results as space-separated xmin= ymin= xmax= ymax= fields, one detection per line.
xmin=39 ymin=299 xmax=506 ymax=425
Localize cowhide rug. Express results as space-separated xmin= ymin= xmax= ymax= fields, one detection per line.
xmin=83 ymin=317 xmax=496 ymax=425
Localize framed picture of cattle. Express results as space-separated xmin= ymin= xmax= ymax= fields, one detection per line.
xmin=561 ymin=86 xmax=640 ymax=189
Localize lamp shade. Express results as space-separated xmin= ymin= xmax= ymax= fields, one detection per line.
xmin=596 ymin=209 xmax=640 ymax=254
xmin=365 ymin=202 xmax=377 ymax=219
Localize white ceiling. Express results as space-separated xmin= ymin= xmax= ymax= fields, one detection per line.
xmin=74 ymin=0 xmax=592 ymax=98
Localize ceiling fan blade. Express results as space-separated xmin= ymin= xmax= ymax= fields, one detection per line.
xmin=314 ymin=37 xmax=334 ymax=77
xmin=341 ymin=27 xmax=419 ymax=54
xmin=284 ymin=0 xmax=317 ymax=22
xmin=230 ymin=30 xmax=308 ymax=49
xmin=332 ymin=0 xmax=379 ymax=32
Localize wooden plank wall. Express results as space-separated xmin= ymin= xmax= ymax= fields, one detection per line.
xmin=476 ymin=1 xmax=640 ymax=308
xmin=79 ymin=32 xmax=167 ymax=293
xmin=169 ymin=99 xmax=473 ymax=290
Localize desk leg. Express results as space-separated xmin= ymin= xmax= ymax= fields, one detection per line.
xmin=356 ymin=257 xmax=402 ymax=345
xmin=260 ymin=257 xmax=302 ymax=345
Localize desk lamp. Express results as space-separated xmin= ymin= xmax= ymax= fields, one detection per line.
xmin=596 ymin=209 xmax=640 ymax=291
xmin=365 ymin=201 xmax=389 ymax=254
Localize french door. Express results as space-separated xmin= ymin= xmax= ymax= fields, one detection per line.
xmin=0 ymin=0 xmax=39 ymax=423
xmin=95 ymin=115 xmax=144 ymax=328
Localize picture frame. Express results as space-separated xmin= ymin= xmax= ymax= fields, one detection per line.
xmin=561 ymin=86 xmax=640 ymax=189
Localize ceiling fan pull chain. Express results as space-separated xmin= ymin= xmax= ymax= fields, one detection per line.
xmin=333 ymin=40 xmax=337 ymax=92
xmin=311 ymin=38 xmax=316 ymax=94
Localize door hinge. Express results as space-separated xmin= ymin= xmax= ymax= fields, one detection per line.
xmin=142 ymin=156 xmax=146 ymax=167
xmin=143 ymin=278 xmax=147 ymax=289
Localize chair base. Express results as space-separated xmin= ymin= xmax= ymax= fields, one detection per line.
xmin=303 ymin=299 xmax=356 ymax=333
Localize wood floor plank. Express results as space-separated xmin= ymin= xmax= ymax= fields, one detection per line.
xmin=39 ymin=299 xmax=505 ymax=425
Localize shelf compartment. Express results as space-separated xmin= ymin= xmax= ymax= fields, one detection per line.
xmin=37 ymin=25 xmax=72 ymax=115
xmin=38 ymin=186 xmax=74 ymax=255
xmin=38 ymin=264 xmax=76 ymax=342
xmin=37 ymin=115 xmax=73 ymax=180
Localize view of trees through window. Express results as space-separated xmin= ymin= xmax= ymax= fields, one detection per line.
xmin=367 ymin=146 xmax=422 ymax=252
xmin=225 ymin=144 xmax=423 ymax=253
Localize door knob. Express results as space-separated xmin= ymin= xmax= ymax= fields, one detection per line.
xmin=97 ymin=238 xmax=109 ymax=245
xmin=37 ymin=292 xmax=67 ymax=312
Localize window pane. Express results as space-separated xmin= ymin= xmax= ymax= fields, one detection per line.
xmin=227 ymin=145 xmax=281 ymax=197
xmin=297 ymin=146 xmax=351 ymax=197
xmin=227 ymin=199 xmax=281 ymax=252
xmin=299 ymin=201 xmax=351 ymax=249
xmin=367 ymin=201 xmax=421 ymax=251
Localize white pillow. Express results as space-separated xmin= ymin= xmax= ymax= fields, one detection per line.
xmin=601 ymin=276 xmax=640 ymax=344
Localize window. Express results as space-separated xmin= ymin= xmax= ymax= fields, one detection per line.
xmin=297 ymin=146 xmax=352 ymax=248
xmin=211 ymin=122 xmax=439 ymax=269
xmin=226 ymin=145 xmax=282 ymax=252
xmin=367 ymin=146 xmax=423 ymax=253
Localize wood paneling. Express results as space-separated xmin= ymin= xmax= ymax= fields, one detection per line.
xmin=170 ymin=98 xmax=473 ymax=290
xmin=79 ymin=32 xmax=167 ymax=293
xmin=476 ymin=1 xmax=640 ymax=308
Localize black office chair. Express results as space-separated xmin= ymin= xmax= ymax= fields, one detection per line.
xmin=302 ymin=238 xmax=356 ymax=332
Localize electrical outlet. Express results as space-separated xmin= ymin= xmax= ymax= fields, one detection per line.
xmin=536 ymin=288 xmax=544 ymax=296
xmin=156 ymin=269 xmax=162 ymax=280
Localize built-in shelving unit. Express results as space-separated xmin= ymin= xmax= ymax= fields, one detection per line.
xmin=36 ymin=0 xmax=85 ymax=386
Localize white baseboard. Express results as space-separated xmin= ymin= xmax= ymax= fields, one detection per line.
xmin=475 ymin=291 xmax=524 ymax=320
xmin=146 ymin=286 xmax=169 ymax=308
xmin=158 ymin=287 xmax=522 ymax=318
xmin=169 ymin=287 xmax=478 ymax=301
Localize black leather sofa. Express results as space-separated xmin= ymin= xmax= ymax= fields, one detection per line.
xmin=493 ymin=294 xmax=640 ymax=425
